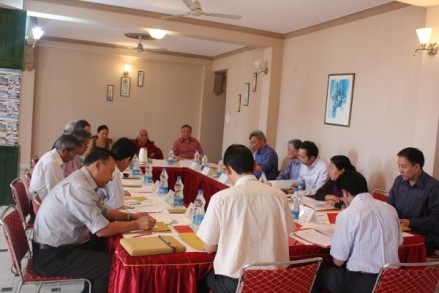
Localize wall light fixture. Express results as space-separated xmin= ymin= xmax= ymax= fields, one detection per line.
xmin=414 ymin=28 xmax=437 ymax=56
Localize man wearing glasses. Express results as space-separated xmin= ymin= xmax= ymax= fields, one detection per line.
xmin=29 ymin=134 xmax=83 ymax=202
xmin=249 ymin=130 xmax=279 ymax=180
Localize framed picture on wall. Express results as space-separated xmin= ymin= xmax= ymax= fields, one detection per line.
xmin=137 ymin=71 xmax=144 ymax=87
xmin=324 ymin=73 xmax=355 ymax=127
xmin=120 ymin=77 xmax=130 ymax=97
xmin=237 ymin=94 xmax=241 ymax=112
xmin=243 ymin=82 xmax=250 ymax=106
xmin=106 ymin=85 xmax=114 ymax=101
xmin=252 ymin=72 xmax=257 ymax=92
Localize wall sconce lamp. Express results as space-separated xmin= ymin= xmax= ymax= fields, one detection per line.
xmin=122 ymin=64 xmax=132 ymax=77
xmin=414 ymin=28 xmax=437 ymax=56
xmin=254 ymin=60 xmax=269 ymax=75
xmin=27 ymin=27 xmax=44 ymax=47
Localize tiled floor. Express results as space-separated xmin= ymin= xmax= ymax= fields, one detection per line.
xmin=0 ymin=206 xmax=84 ymax=293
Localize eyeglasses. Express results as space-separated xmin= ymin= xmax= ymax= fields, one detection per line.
xmin=249 ymin=140 xmax=259 ymax=145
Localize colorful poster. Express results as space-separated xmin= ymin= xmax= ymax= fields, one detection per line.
xmin=0 ymin=69 xmax=21 ymax=145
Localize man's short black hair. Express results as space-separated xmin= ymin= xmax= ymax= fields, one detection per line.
xmin=223 ymin=144 xmax=254 ymax=174
xmin=84 ymin=147 xmax=114 ymax=166
xmin=181 ymin=124 xmax=192 ymax=130
xmin=336 ymin=170 xmax=368 ymax=196
xmin=111 ymin=137 xmax=136 ymax=161
xmin=74 ymin=119 xmax=91 ymax=131
xmin=299 ymin=141 xmax=319 ymax=157
xmin=397 ymin=147 xmax=424 ymax=168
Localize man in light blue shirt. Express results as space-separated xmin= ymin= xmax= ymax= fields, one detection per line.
xmin=249 ymin=130 xmax=278 ymax=180
xmin=312 ymin=171 xmax=402 ymax=293
xmin=277 ymin=139 xmax=301 ymax=180
xmin=297 ymin=141 xmax=328 ymax=195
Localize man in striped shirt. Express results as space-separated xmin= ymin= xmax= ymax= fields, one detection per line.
xmin=32 ymin=148 xmax=156 ymax=293
xmin=312 ymin=171 xmax=402 ymax=293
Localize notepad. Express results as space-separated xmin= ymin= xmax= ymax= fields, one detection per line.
xmin=152 ymin=222 xmax=171 ymax=233
xmin=179 ymin=232 xmax=205 ymax=251
xmin=294 ymin=229 xmax=332 ymax=248
xmin=120 ymin=235 xmax=186 ymax=256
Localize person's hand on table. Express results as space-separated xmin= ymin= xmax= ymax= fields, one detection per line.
xmin=124 ymin=190 xmax=131 ymax=196
xmin=253 ymin=163 xmax=262 ymax=173
xmin=135 ymin=215 xmax=157 ymax=230
xmin=325 ymin=194 xmax=342 ymax=202
xmin=400 ymin=219 xmax=410 ymax=227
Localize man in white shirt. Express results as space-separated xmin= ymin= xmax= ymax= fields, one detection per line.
xmin=297 ymin=141 xmax=328 ymax=195
xmin=29 ymin=134 xmax=83 ymax=201
xmin=197 ymin=144 xmax=295 ymax=293
xmin=97 ymin=137 xmax=136 ymax=209
xmin=312 ymin=171 xmax=402 ymax=293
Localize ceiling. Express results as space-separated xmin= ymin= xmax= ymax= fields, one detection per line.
xmin=1 ymin=0 xmax=437 ymax=58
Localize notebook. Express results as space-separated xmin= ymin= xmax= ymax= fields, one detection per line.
xmin=120 ymin=235 xmax=186 ymax=256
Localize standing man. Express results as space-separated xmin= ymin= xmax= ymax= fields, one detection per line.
xmin=312 ymin=171 xmax=402 ymax=293
xmin=32 ymin=148 xmax=156 ymax=293
xmin=388 ymin=147 xmax=439 ymax=256
xmin=197 ymin=144 xmax=295 ymax=293
xmin=277 ymin=139 xmax=302 ymax=180
xmin=297 ymin=141 xmax=328 ymax=195
xmin=30 ymin=134 xmax=83 ymax=202
xmin=132 ymin=129 xmax=164 ymax=159
xmin=249 ymin=130 xmax=279 ymax=180
xmin=172 ymin=124 xmax=204 ymax=160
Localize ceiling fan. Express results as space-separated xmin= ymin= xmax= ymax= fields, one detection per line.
xmin=124 ymin=33 xmax=167 ymax=53
xmin=162 ymin=0 xmax=242 ymax=20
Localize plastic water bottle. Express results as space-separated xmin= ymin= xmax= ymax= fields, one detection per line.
xmin=174 ymin=176 xmax=184 ymax=207
xmin=168 ymin=149 xmax=175 ymax=166
xmin=201 ymin=153 xmax=208 ymax=169
xmin=259 ymin=171 xmax=268 ymax=184
xmin=132 ymin=154 xmax=142 ymax=176
xmin=143 ymin=160 xmax=153 ymax=184
xmin=297 ymin=180 xmax=305 ymax=203
xmin=158 ymin=167 xmax=169 ymax=196
xmin=194 ymin=150 xmax=200 ymax=164
xmin=192 ymin=189 xmax=206 ymax=230
xmin=291 ymin=188 xmax=300 ymax=220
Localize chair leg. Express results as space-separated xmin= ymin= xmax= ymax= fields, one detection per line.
xmin=16 ymin=280 xmax=23 ymax=293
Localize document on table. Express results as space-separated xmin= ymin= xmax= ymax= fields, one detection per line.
xmin=302 ymin=197 xmax=337 ymax=211
xmin=294 ymin=228 xmax=332 ymax=248
xmin=269 ymin=180 xmax=297 ymax=190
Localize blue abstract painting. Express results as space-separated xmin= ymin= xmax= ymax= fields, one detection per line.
xmin=324 ymin=74 xmax=355 ymax=127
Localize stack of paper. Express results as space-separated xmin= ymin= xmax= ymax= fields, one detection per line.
xmin=294 ymin=228 xmax=332 ymax=248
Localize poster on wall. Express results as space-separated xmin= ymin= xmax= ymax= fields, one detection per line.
xmin=0 ymin=69 xmax=21 ymax=145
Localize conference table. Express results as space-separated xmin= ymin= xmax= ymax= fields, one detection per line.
xmin=107 ymin=162 xmax=427 ymax=293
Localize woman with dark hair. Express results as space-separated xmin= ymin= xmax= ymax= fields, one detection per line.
xmin=315 ymin=155 xmax=356 ymax=207
xmin=84 ymin=125 xmax=112 ymax=157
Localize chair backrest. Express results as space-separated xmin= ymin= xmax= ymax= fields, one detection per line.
xmin=0 ymin=206 xmax=31 ymax=279
xmin=372 ymin=261 xmax=439 ymax=293
xmin=10 ymin=177 xmax=32 ymax=226
xmin=372 ymin=189 xmax=389 ymax=202
xmin=236 ymin=257 xmax=322 ymax=293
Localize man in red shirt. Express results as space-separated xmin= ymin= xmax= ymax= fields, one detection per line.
xmin=132 ymin=129 xmax=163 ymax=159
xmin=172 ymin=124 xmax=204 ymax=160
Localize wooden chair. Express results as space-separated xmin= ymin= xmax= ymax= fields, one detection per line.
xmin=372 ymin=261 xmax=439 ymax=293
xmin=0 ymin=206 xmax=91 ymax=293
xmin=10 ymin=177 xmax=34 ymax=233
xmin=372 ymin=189 xmax=389 ymax=202
xmin=236 ymin=257 xmax=323 ymax=293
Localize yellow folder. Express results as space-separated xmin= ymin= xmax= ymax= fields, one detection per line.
xmin=120 ymin=235 xmax=186 ymax=256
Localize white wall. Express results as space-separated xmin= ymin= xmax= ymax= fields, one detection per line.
xmin=277 ymin=6 xmax=429 ymax=190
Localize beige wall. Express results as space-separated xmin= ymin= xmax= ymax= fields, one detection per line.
xmin=29 ymin=42 xmax=219 ymax=162
xmin=276 ymin=5 xmax=434 ymax=190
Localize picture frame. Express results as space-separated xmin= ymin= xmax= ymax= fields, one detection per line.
xmin=120 ymin=77 xmax=131 ymax=97
xmin=324 ymin=73 xmax=355 ymax=127
xmin=243 ymin=82 xmax=250 ymax=106
xmin=252 ymin=72 xmax=257 ymax=92
xmin=106 ymin=85 xmax=114 ymax=101
xmin=137 ymin=71 xmax=144 ymax=87
xmin=237 ymin=94 xmax=241 ymax=112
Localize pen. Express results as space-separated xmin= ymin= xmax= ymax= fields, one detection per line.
xmin=132 ymin=232 xmax=152 ymax=238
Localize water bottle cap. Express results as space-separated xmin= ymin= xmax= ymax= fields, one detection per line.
xmin=177 ymin=176 xmax=181 ymax=180
xmin=198 ymin=189 xmax=203 ymax=194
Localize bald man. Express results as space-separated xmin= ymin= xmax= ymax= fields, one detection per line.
xmin=132 ymin=129 xmax=164 ymax=159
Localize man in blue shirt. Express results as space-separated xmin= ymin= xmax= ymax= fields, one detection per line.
xmin=249 ymin=130 xmax=278 ymax=180
xmin=388 ymin=147 xmax=439 ymax=256
xmin=277 ymin=139 xmax=302 ymax=180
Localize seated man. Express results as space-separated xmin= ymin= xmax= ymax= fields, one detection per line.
xmin=98 ymin=138 xmax=136 ymax=209
xmin=249 ymin=130 xmax=279 ymax=180
xmin=30 ymin=134 xmax=83 ymax=201
xmin=297 ymin=141 xmax=328 ymax=195
xmin=388 ymin=147 xmax=439 ymax=256
xmin=277 ymin=139 xmax=302 ymax=180
xmin=172 ymin=124 xmax=204 ymax=160
xmin=132 ymin=129 xmax=164 ymax=159
xmin=197 ymin=144 xmax=295 ymax=293
xmin=312 ymin=171 xmax=402 ymax=293
xmin=64 ymin=129 xmax=92 ymax=176
xmin=32 ymin=148 xmax=156 ymax=293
